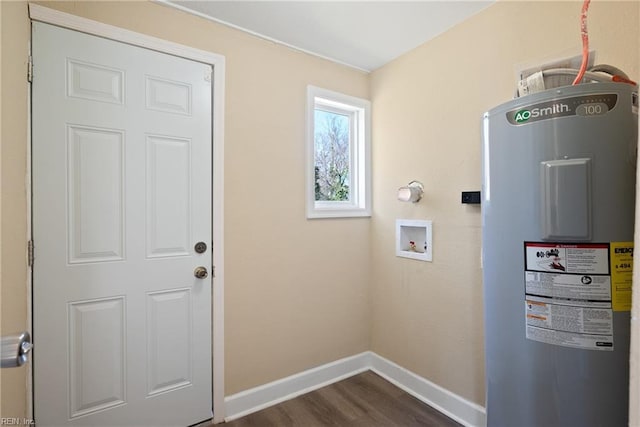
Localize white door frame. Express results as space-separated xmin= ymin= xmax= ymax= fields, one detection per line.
xmin=28 ymin=3 xmax=226 ymax=423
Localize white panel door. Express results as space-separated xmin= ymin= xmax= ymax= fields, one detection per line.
xmin=32 ymin=22 xmax=213 ymax=426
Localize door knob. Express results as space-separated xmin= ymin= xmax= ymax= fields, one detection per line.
xmin=194 ymin=266 xmax=208 ymax=279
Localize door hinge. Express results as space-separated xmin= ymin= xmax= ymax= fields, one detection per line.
xmin=28 ymin=240 xmax=34 ymax=267
xmin=27 ymin=55 xmax=33 ymax=83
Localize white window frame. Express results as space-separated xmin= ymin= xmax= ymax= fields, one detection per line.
xmin=306 ymin=85 xmax=371 ymax=219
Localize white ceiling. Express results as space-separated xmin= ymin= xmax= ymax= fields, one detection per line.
xmin=162 ymin=1 xmax=494 ymax=72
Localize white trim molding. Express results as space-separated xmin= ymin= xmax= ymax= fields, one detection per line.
xmin=224 ymin=352 xmax=487 ymax=427
xmin=28 ymin=4 xmax=226 ymax=423
xmin=369 ymin=353 xmax=486 ymax=427
xmin=306 ymin=85 xmax=372 ymax=219
xmin=153 ymin=0 xmax=370 ymax=74
xmin=225 ymin=353 xmax=370 ymax=422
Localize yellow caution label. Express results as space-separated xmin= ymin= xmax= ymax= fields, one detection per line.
xmin=610 ymin=241 xmax=633 ymax=312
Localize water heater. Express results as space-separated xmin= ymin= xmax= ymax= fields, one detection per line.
xmin=482 ymin=82 xmax=637 ymax=426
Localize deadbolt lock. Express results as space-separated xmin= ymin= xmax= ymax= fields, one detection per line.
xmin=194 ymin=241 xmax=207 ymax=254
xmin=194 ymin=266 xmax=208 ymax=279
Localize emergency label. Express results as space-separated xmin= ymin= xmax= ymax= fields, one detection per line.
xmin=524 ymin=242 xmax=614 ymax=351
xmin=610 ymin=242 xmax=633 ymax=311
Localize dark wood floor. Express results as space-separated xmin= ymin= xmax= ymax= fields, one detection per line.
xmin=217 ymin=371 xmax=462 ymax=426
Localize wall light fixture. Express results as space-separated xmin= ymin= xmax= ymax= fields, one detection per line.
xmin=397 ymin=181 xmax=424 ymax=203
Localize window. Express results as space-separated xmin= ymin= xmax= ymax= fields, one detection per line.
xmin=306 ymin=86 xmax=371 ymax=218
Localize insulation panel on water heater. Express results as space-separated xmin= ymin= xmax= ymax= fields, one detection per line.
xmin=482 ymin=82 xmax=637 ymax=427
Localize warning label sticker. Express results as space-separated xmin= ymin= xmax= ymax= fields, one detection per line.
xmin=524 ymin=242 xmax=614 ymax=351
xmin=526 ymin=297 xmax=613 ymax=335
xmin=525 ymin=243 xmax=609 ymax=275
xmin=525 ymin=271 xmax=610 ymax=301
xmin=526 ymin=326 xmax=614 ymax=350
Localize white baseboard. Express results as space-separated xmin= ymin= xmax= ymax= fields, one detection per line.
xmin=369 ymin=353 xmax=486 ymax=427
xmin=224 ymin=351 xmax=486 ymax=427
xmin=224 ymin=352 xmax=370 ymax=421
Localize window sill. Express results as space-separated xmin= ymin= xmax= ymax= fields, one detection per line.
xmin=306 ymin=207 xmax=372 ymax=219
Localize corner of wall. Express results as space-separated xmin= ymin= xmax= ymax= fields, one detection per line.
xmin=0 ymin=0 xmax=31 ymax=420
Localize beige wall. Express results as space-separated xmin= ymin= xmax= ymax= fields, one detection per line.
xmin=2 ymin=0 xmax=639 ymax=419
xmin=369 ymin=0 xmax=639 ymax=406
xmin=0 ymin=0 xmax=30 ymax=419
xmin=1 ymin=0 xmax=371 ymax=415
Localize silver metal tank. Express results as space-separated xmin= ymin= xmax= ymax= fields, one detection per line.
xmin=482 ymin=82 xmax=637 ymax=426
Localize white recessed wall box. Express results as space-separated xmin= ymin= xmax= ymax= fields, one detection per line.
xmin=395 ymin=219 xmax=433 ymax=261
